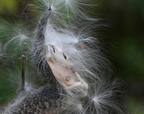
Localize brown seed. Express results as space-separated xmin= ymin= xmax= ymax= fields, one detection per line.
xmin=63 ymin=53 xmax=67 ymax=60
xmin=51 ymin=45 xmax=55 ymax=53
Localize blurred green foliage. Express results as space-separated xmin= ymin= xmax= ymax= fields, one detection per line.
xmin=126 ymin=97 xmax=144 ymax=114
xmin=0 ymin=0 xmax=144 ymax=113
xmin=0 ymin=0 xmax=17 ymax=14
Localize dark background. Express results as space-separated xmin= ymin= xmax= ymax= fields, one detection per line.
xmin=0 ymin=0 xmax=144 ymax=113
